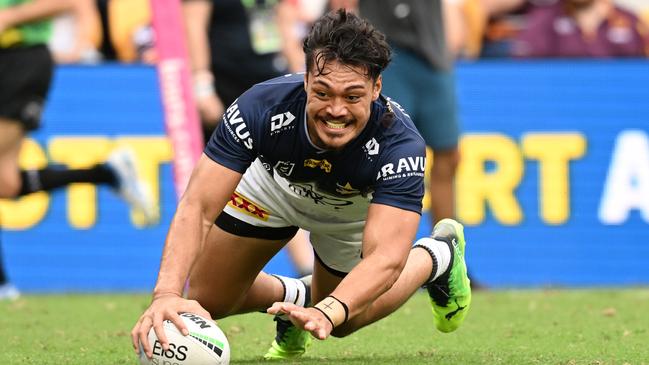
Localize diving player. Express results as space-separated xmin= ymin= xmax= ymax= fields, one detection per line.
xmin=132 ymin=9 xmax=471 ymax=359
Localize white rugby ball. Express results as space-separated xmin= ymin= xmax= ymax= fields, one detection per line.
xmin=139 ymin=312 xmax=230 ymax=365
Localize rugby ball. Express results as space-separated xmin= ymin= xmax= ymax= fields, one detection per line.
xmin=139 ymin=312 xmax=230 ymax=365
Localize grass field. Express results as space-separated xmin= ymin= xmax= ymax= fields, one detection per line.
xmin=1 ymin=289 xmax=648 ymax=365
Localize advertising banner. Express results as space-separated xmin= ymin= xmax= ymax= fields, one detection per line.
xmin=2 ymin=61 xmax=648 ymax=291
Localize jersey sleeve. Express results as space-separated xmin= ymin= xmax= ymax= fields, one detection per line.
xmin=203 ymin=92 xmax=261 ymax=173
xmin=371 ymin=137 xmax=426 ymax=214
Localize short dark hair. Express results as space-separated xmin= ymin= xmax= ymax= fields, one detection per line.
xmin=303 ymin=9 xmax=391 ymax=81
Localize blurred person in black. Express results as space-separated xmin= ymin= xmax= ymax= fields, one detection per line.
xmin=182 ymin=0 xmax=305 ymax=142
xmin=0 ymin=0 xmax=156 ymax=300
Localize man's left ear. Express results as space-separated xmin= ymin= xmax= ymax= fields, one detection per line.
xmin=373 ymin=75 xmax=382 ymax=100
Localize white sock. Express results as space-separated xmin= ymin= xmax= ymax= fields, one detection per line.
xmin=272 ymin=275 xmax=308 ymax=307
xmin=413 ymin=237 xmax=452 ymax=284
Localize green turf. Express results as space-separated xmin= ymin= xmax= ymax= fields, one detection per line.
xmin=1 ymin=289 xmax=648 ymax=365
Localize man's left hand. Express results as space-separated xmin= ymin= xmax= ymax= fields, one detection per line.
xmin=267 ymin=302 xmax=333 ymax=340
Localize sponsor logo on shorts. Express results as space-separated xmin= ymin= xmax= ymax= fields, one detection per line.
xmin=224 ymin=102 xmax=253 ymax=150
xmin=304 ymin=158 xmax=332 ymax=173
xmin=228 ymin=192 xmax=270 ymax=221
xmin=270 ymin=111 xmax=296 ymax=134
xmin=377 ymin=156 xmax=425 ymax=181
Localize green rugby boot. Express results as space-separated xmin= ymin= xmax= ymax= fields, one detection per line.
xmin=263 ymin=317 xmax=312 ymax=360
xmin=264 ymin=276 xmax=312 ymax=360
xmin=422 ymin=218 xmax=472 ymax=333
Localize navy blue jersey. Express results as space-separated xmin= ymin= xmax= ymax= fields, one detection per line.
xmin=205 ymin=73 xmax=426 ymax=214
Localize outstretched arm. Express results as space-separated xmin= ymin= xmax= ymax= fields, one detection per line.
xmin=132 ymin=154 xmax=242 ymax=357
xmin=329 ymin=204 xmax=419 ymax=317
xmin=152 ymin=155 xmax=240 ymax=299
xmin=270 ymin=203 xmax=420 ymax=339
xmin=0 ymin=0 xmax=75 ymax=32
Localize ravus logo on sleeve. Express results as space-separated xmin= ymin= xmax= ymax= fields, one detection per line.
xmin=225 ymin=103 xmax=253 ymax=150
xmin=377 ymin=156 xmax=425 ymax=180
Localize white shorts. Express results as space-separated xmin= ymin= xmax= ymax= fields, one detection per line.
xmin=220 ymin=159 xmax=371 ymax=274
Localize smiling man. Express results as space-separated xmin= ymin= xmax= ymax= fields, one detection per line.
xmin=131 ymin=9 xmax=471 ymax=361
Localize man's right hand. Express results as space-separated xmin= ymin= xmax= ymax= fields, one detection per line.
xmin=130 ymin=294 xmax=212 ymax=359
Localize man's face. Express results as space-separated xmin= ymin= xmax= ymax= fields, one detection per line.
xmin=304 ymin=60 xmax=381 ymax=151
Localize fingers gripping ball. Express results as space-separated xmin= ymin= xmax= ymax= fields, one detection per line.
xmin=139 ymin=313 xmax=230 ymax=365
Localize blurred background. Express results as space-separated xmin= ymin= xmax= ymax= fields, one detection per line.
xmin=1 ymin=0 xmax=648 ymax=295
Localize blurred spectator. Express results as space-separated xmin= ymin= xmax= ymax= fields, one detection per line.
xmin=0 ymin=0 xmax=156 ymax=300
xmin=355 ymin=0 xmax=462 ymax=228
xmin=48 ymin=0 xmax=102 ymax=63
xmin=444 ymin=0 xmax=540 ymax=59
xmin=513 ymin=0 xmax=649 ymax=57
xmin=182 ymin=0 xmax=313 ymax=276
xmin=443 ymin=0 xmax=530 ymax=59
xmin=182 ymin=0 xmax=303 ymax=140
xmin=616 ymin=0 xmax=647 ymax=15
xmin=95 ymin=0 xmax=155 ymax=63
xmin=471 ymin=0 xmax=649 ymax=58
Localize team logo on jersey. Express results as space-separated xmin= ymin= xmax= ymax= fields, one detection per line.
xmin=228 ymin=191 xmax=270 ymax=221
xmin=304 ymin=159 xmax=332 ymax=173
xmin=289 ymin=183 xmax=353 ymax=209
xmin=270 ymin=111 xmax=296 ymax=134
xmin=364 ymin=138 xmax=379 ymax=156
xmin=274 ymin=161 xmax=295 ymax=176
xmin=377 ymin=156 xmax=425 ymax=181
xmin=224 ymin=102 xmax=253 ymax=150
xmin=335 ymin=182 xmax=361 ymax=196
